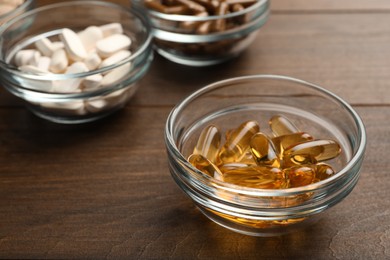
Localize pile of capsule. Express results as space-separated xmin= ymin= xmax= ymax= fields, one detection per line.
xmin=188 ymin=115 xmax=341 ymax=189
xmin=0 ymin=0 xmax=24 ymax=17
xmin=144 ymin=0 xmax=257 ymax=34
xmin=14 ymin=23 xmax=132 ymax=93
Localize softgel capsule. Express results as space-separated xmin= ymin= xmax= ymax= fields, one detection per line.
xmin=13 ymin=23 xmax=134 ymax=116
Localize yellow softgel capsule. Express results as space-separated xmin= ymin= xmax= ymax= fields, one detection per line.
xmin=284 ymin=139 xmax=341 ymax=162
xmin=271 ymin=132 xmax=313 ymax=156
xmin=188 ymin=154 xmax=223 ymax=180
xmin=315 ymin=162 xmax=336 ymax=181
xmin=284 ymin=165 xmax=316 ymax=188
xmin=250 ymin=132 xmax=281 ymax=168
xmin=269 ymin=115 xmax=299 ymax=137
xmin=222 ymin=165 xmax=288 ymax=189
xmin=193 ymin=125 xmax=221 ymax=163
xmin=218 ymin=120 xmax=260 ymax=164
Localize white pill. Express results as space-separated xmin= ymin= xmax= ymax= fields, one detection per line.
xmin=99 ymin=50 xmax=131 ymax=69
xmin=65 ymin=61 xmax=89 ymax=74
xmin=35 ymin=37 xmax=54 ymax=57
xmin=37 ymin=56 xmax=51 ymax=71
xmin=40 ymin=101 xmax=87 ymax=116
xmin=27 ymin=50 xmax=41 ymax=67
xmin=51 ymin=41 xmax=65 ymax=52
xmin=96 ymin=34 xmax=131 ymax=58
xmin=51 ymin=61 xmax=90 ymax=92
xmin=101 ymin=63 xmax=131 ymax=87
xmin=14 ymin=49 xmax=36 ymax=66
xmin=59 ymin=28 xmax=88 ymax=61
xmin=104 ymin=87 xmax=129 ymax=108
xmin=84 ymin=52 xmax=101 ymax=70
xmin=78 ymin=26 xmax=104 ymax=51
xmin=49 ymin=48 xmax=68 ymax=73
xmin=17 ymin=65 xmax=54 ymax=92
xmin=18 ymin=65 xmax=49 ymax=74
xmin=85 ymin=99 xmax=107 ymax=113
xmin=99 ymin=23 xmax=123 ymax=37
xmin=83 ymin=74 xmax=103 ymax=90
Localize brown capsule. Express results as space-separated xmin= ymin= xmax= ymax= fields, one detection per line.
xmin=284 ymin=165 xmax=316 ymax=188
xmin=193 ymin=125 xmax=221 ymax=163
xmin=196 ymin=21 xmax=213 ymax=34
xmin=250 ymin=132 xmax=281 ymax=168
xmin=180 ymin=11 xmax=208 ymax=31
xmin=173 ymin=0 xmax=206 ymax=13
xmin=225 ymin=0 xmax=258 ymax=7
xmin=218 ymin=120 xmax=260 ymax=164
xmin=269 ymin=115 xmax=300 ymax=137
xmin=211 ymin=1 xmax=228 ymax=32
xmin=188 ymin=154 xmax=223 ymax=180
xmin=222 ymin=165 xmax=288 ymax=189
xmin=271 ymin=132 xmax=313 ymax=156
xmin=315 ymin=163 xmax=336 ymax=181
xmin=284 ymin=139 xmax=341 ymax=162
xmin=283 ymin=153 xmax=317 ymax=168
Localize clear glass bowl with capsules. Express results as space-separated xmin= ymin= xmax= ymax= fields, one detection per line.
xmin=132 ymin=0 xmax=269 ymax=66
xmin=165 ymin=75 xmax=367 ymax=236
xmin=0 ymin=1 xmax=153 ymax=124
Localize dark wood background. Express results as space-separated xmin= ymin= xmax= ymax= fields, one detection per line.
xmin=1 ymin=0 xmax=389 ymax=259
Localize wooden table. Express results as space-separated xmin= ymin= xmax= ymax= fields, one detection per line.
xmin=1 ymin=0 xmax=389 ymax=259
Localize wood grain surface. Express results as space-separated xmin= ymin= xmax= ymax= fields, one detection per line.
xmin=0 ymin=0 xmax=389 ymax=259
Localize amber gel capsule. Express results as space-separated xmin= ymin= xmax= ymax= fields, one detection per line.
xmin=315 ymin=163 xmax=336 ymax=181
xmin=193 ymin=125 xmax=221 ymax=163
xmin=284 ymin=165 xmax=316 ymax=188
xmin=271 ymin=132 xmax=313 ymax=156
xmin=188 ymin=154 xmax=223 ymax=180
xmin=250 ymin=132 xmax=281 ymax=168
xmin=222 ymin=165 xmax=288 ymax=189
xmin=284 ymin=139 xmax=341 ymax=162
xmin=269 ymin=115 xmax=299 ymax=137
xmin=218 ymin=120 xmax=260 ymax=164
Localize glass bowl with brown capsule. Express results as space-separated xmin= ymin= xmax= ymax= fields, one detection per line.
xmin=131 ymin=0 xmax=269 ymax=66
xmin=165 ymin=75 xmax=367 ymax=236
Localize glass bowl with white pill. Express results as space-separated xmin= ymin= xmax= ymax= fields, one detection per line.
xmin=0 ymin=0 xmax=34 ymax=25
xmin=165 ymin=75 xmax=367 ymax=236
xmin=0 ymin=1 xmax=153 ymax=124
xmin=131 ymin=0 xmax=269 ymax=66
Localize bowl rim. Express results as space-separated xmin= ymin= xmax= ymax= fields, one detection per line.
xmin=0 ymin=0 xmax=153 ymax=82
xmin=0 ymin=0 xmax=34 ymax=21
xmin=165 ymin=74 xmax=367 ymax=196
xmin=134 ymin=0 xmax=269 ymax=22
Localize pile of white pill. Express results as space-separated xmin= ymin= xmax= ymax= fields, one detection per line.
xmin=14 ymin=23 xmax=133 ymax=93
xmin=0 ymin=0 xmax=24 ymax=17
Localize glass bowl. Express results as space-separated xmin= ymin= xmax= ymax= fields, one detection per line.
xmin=132 ymin=0 xmax=269 ymax=66
xmin=0 ymin=1 xmax=153 ymax=124
xmin=165 ymin=75 xmax=367 ymax=236
xmin=0 ymin=0 xmax=34 ymax=26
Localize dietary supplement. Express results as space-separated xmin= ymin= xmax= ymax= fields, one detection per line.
xmin=188 ymin=115 xmax=341 ymax=189
xmin=143 ymin=0 xmax=260 ymax=58
xmin=12 ymin=23 xmax=134 ymax=116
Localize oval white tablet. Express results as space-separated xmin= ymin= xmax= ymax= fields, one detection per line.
xmin=83 ymin=74 xmax=103 ymax=90
xmin=99 ymin=50 xmax=131 ymax=69
xmin=49 ymin=48 xmax=68 ymax=73
xmin=60 ymin=28 xmax=88 ymax=61
xmin=99 ymin=23 xmax=123 ymax=37
xmin=84 ymin=52 xmax=102 ymax=70
xmin=78 ymin=26 xmax=104 ymax=51
xmin=35 ymin=37 xmax=54 ymax=57
xmin=101 ymin=63 xmax=132 ymax=87
xmin=96 ymin=34 xmax=131 ymax=58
